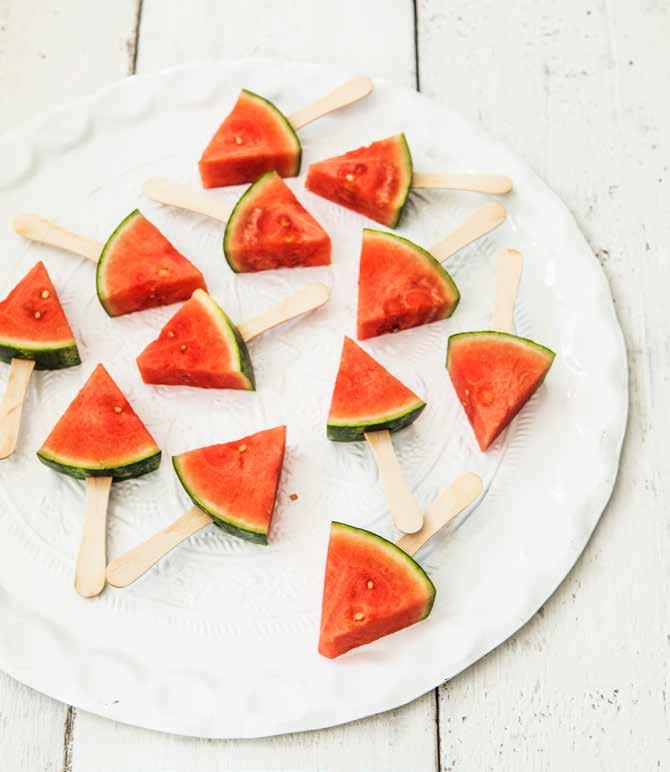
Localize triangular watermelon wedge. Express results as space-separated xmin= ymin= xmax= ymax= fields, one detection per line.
xmin=327 ymin=337 xmax=426 ymax=441
xmin=37 ymin=363 xmax=161 ymax=480
xmin=357 ymin=229 xmax=460 ymax=340
xmin=447 ymin=331 xmax=556 ymax=451
xmin=173 ymin=426 xmax=286 ymax=544
xmin=223 ymin=171 xmax=331 ymax=272
xmin=306 ymin=134 xmax=413 ymax=227
xmin=136 ymin=289 xmax=255 ymax=390
xmin=96 ymin=210 xmax=207 ymax=317
xmin=199 ymin=90 xmax=301 ymax=189
xmin=318 ymin=521 xmax=436 ymax=658
xmin=0 ymin=261 xmax=80 ymax=370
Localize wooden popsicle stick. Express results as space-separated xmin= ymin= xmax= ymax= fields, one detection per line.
xmin=491 ymin=249 xmax=523 ymax=334
xmin=396 ymin=472 xmax=483 ymax=557
xmin=74 ymin=476 xmax=113 ymax=598
xmin=412 ymin=172 xmax=513 ymax=195
xmin=106 ymin=505 xmax=213 ymax=588
xmin=430 ymin=203 xmax=507 ymax=263
xmin=0 ymin=358 xmax=35 ymax=459
xmin=13 ymin=214 xmax=103 ymax=262
xmin=143 ymin=177 xmax=233 ymax=222
xmin=238 ymin=283 xmax=330 ymax=342
xmin=364 ymin=429 xmax=423 ymax=534
xmin=288 ymin=76 xmax=374 ymax=130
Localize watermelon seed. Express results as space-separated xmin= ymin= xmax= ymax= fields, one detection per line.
xmin=238 ymin=444 xmax=247 ymax=453
xmin=235 ymin=135 xmax=243 ymax=145
xmin=367 ymin=580 xmax=374 ymax=589
xmin=353 ymin=612 xmax=364 ymax=621
xmin=345 ymin=173 xmax=355 ymax=182
xmin=158 ymin=268 xmax=169 ymax=277
xmin=41 ymin=290 xmax=50 ymax=299
xmin=180 ymin=344 xmax=188 ymax=352
xmin=34 ymin=311 xmax=41 ymax=319
xmin=114 ymin=406 xmax=122 ymax=413
xmin=289 ymin=493 xmax=298 ymax=501
xmin=167 ymin=330 xmax=175 ymax=338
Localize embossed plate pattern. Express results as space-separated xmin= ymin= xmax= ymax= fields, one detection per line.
xmin=0 ymin=60 xmax=627 ymax=738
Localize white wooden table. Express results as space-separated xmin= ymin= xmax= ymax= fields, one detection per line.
xmin=0 ymin=1 xmax=666 ymax=769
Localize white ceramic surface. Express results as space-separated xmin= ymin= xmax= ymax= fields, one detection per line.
xmin=0 ymin=60 xmax=627 ymax=738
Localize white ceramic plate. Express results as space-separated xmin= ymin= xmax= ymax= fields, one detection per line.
xmin=0 ymin=60 xmax=627 ymax=738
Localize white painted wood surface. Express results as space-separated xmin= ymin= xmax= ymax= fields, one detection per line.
xmin=0 ymin=0 xmax=665 ymax=769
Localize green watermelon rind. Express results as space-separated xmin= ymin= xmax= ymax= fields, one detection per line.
xmin=363 ymin=227 xmax=461 ymax=318
xmin=0 ymin=340 xmax=80 ymax=370
xmin=327 ymin=400 xmax=426 ymax=442
xmin=36 ymin=446 xmax=161 ymax=481
xmin=446 ymin=330 xmax=557 ymax=370
xmin=172 ymin=455 xmax=268 ymax=544
xmin=242 ymin=89 xmax=302 ymax=176
xmin=222 ymin=171 xmax=276 ymax=273
xmin=96 ymin=209 xmax=141 ymax=317
xmin=194 ymin=290 xmax=255 ymax=391
xmin=388 ymin=133 xmax=413 ymax=228
xmin=330 ymin=521 xmax=436 ymax=616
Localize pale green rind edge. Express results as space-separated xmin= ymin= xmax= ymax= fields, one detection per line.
xmin=388 ymin=133 xmax=414 ymax=229
xmin=363 ymin=228 xmax=461 ymax=316
xmin=96 ymin=209 xmax=142 ymax=317
xmin=173 ymin=455 xmax=267 ymax=544
xmin=37 ymin=447 xmax=161 ymax=481
xmin=222 ymin=171 xmax=277 ymax=273
xmin=330 ymin=521 xmax=436 ymax=617
xmin=0 ymin=341 xmax=80 ymax=370
xmin=327 ymin=400 xmax=426 ymax=442
xmin=446 ymin=330 xmax=557 ymax=371
xmin=241 ymin=89 xmax=302 ymax=175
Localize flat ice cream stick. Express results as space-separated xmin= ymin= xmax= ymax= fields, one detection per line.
xmin=75 ymin=476 xmax=113 ymax=598
xmin=238 ymin=283 xmax=330 ymax=342
xmin=364 ymin=429 xmax=423 ymax=534
xmin=143 ymin=178 xmax=233 ymax=222
xmin=430 ymin=203 xmax=507 ymax=262
xmin=396 ymin=472 xmax=483 ymax=557
xmin=106 ymin=506 xmax=213 ymax=588
xmin=491 ymin=249 xmax=523 ymax=333
xmin=13 ymin=214 xmax=103 ymax=262
xmin=288 ymin=76 xmax=374 ymax=131
xmin=0 ymin=358 xmax=35 ymax=459
xmin=412 ymin=172 xmax=513 ymax=195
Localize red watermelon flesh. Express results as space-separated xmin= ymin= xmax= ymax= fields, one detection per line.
xmin=305 ymin=134 xmax=413 ymax=227
xmin=223 ymin=171 xmax=331 ymax=272
xmin=318 ymin=521 xmax=435 ymax=658
xmin=0 ymin=261 xmax=80 ymax=370
xmin=173 ymin=426 xmax=286 ymax=543
xmin=327 ymin=337 xmax=425 ymax=441
xmin=96 ymin=210 xmax=206 ymax=317
xmin=447 ymin=331 xmax=556 ymax=451
xmin=37 ymin=363 xmax=161 ymax=479
xmin=136 ymin=289 xmax=255 ymax=390
xmin=357 ymin=229 xmax=460 ymax=340
xmin=199 ymin=90 xmax=301 ymax=188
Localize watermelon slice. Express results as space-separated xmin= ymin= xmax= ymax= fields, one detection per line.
xmin=223 ymin=171 xmax=331 ymax=273
xmin=136 ymin=289 xmax=254 ymax=390
xmin=173 ymin=426 xmax=286 ymax=543
xmin=0 ymin=261 xmax=80 ymax=370
xmin=357 ymin=229 xmax=460 ymax=340
xmin=318 ymin=521 xmax=435 ymax=658
xmin=96 ymin=210 xmax=207 ymax=317
xmin=447 ymin=331 xmax=556 ymax=451
xmin=327 ymin=337 xmax=425 ymax=441
xmin=37 ymin=363 xmax=161 ymax=479
xmin=306 ymin=134 xmax=413 ymax=227
xmin=199 ymin=90 xmax=301 ymax=189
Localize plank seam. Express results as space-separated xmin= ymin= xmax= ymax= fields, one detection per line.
xmin=412 ymin=0 xmax=421 ymax=90
xmin=130 ymin=0 xmax=145 ymax=74
xmin=62 ymin=706 xmax=76 ymax=772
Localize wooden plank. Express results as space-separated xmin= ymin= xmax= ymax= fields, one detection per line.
xmin=0 ymin=0 xmax=140 ymax=133
xmin=0 ymin=1 xmax=141 ymax=770
xmin=68 ymin=1 xmax=438 ymax=769
xmin=418 ymin=0 xmax=670 ymax=768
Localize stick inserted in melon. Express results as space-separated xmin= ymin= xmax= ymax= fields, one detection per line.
xmin=107 ymin=427 xmax=287 ymax=588
xmin=446 ymin=249 xmax=556 ymax=451
xmin=0 ymin=359 xmax=35 ymax=459
xmin=13 ymin=211 xmax=207 ymax=317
